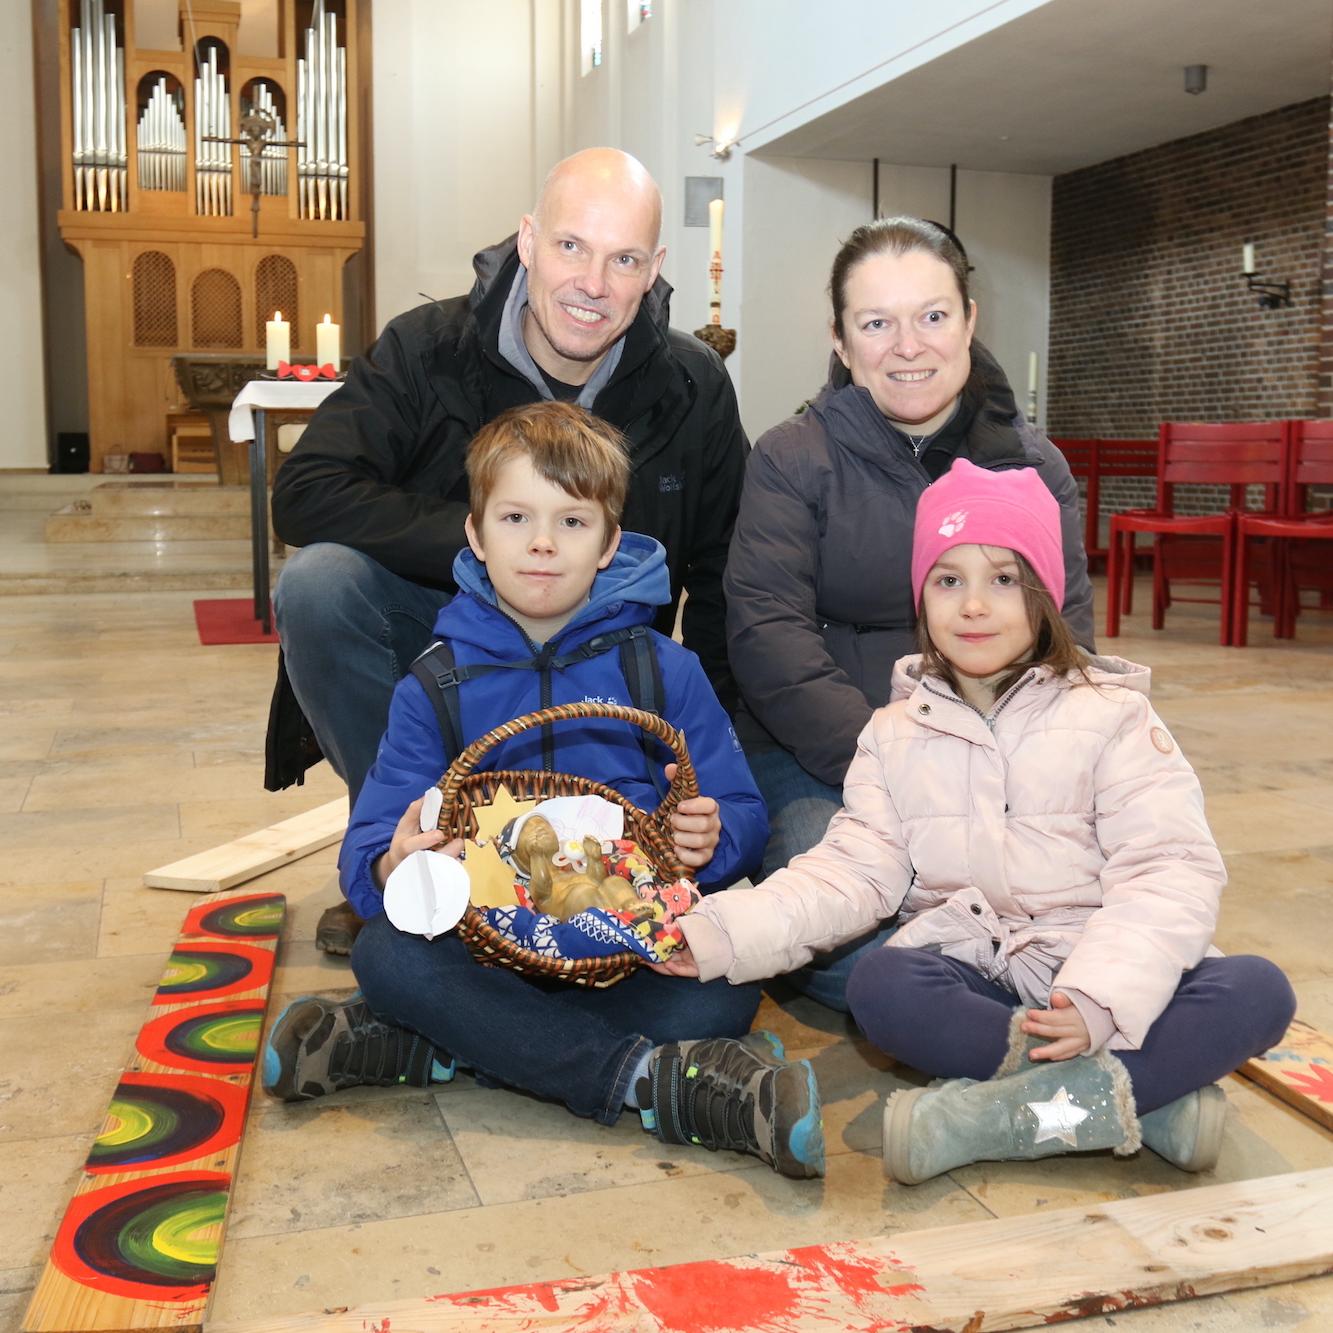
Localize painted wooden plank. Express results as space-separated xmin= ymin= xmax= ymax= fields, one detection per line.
xmin=1238 ymin=1019 xmax=1333 ymax=1133
xmin=144 ymin=799 xmax=346 ymax=892
xmin=206 ymin=1167 xmax=1333 ymax=1333
xmin=22 ymin=891 xmax=286 ymax=1333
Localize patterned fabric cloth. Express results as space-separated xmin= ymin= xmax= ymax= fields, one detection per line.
xmin=480 ymin=839 xmax=700 ymax=964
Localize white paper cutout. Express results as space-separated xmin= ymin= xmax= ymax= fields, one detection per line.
xmin=419 ymin=786 xmax=443 ymax=833
xmin=384 ymin=849 xmax=470 ymax=940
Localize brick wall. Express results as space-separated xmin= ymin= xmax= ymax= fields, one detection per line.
xmin=1321 ymin=57 xmax=1333 ymax=414
xmin=1049 ymin=97 xmax=1330 ymax=440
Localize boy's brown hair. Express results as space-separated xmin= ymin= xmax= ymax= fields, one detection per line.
xmin=466 ymin=401 xmax=630 ymax=538
xmin=916 ymin=548 xmax=1091 ymax=702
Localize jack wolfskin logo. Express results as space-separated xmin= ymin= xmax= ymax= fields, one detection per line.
xmin=937 ymin=509 xmax=968 ymax=538
xmin=658 ymin=473 xmax=684 ymax=494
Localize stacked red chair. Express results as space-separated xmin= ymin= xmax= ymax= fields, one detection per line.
xmin=1105 ymin=422 xmax=1286 ymax=646
xmin=1232 ymin=420 xmax=1333 ymax=645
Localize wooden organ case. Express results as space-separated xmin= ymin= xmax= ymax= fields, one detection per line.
xmin=57 ymin=0 xmax=365 ymax=471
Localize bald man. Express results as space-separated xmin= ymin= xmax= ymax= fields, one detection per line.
xmin=267 ymin=149 xmax=749 ymax=952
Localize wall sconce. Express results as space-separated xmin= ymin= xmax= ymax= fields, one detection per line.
xmin=694 ymin=133 xmax=735 ymax=161
xmin=1241 ymin=242 xmax=1291 ymax=309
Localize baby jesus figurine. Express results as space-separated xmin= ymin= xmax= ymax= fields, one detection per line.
xmin=506 ymin=815 xmax=654 ymax=922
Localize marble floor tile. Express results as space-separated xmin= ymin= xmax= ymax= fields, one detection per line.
xmin=0 ymin=1002 xmax=146 ymax=1143
xmin=228 ymin=1092 xmax=479 ymax=1239
xmin=0 ymin=802 xmax=180 ymax=853
xmin=0 ymin=720 xmax=55 ymax=761
xmin=0 ymin=1134 xmax=90 ymax=1270
xmin=1202 ymin=791 xmax=1333 ymax=857
xmin=98 ymin=875 xmax=209 ymax=958
xmin=0 ymin=878 xmax=103 ymax=965
xmin=0 ymin=951 xmax=162 ymax=1020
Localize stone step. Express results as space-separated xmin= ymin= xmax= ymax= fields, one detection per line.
xmin=46 ymin=503 xmax=252 ymax=543
xmin=85 ymin=480 xmax=242 ymax=516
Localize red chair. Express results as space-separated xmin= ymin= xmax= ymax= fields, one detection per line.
xmin=1105 ymin=422 xmax=1287 ymax=646
xmin=1091 ymin=439 xmax=1157 ymax=583
xmin=1051 ymin=439 xmax=1100 ymax=564
xmin=1052 ymin=438 xmax=1158 ymax=571
xmin=1232 ymin=420 xmax=1333 ymax=645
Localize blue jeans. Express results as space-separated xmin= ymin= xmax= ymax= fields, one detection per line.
xmin=274 ymin=544 xmax=452 ymax=804
xmin=846 ymin=948 xmax=1297 ymax=1114
xmin=746 ymin=740 xmax=897 ymax=1012
xmin=351 ymin=913 xmax=762 ymax=1125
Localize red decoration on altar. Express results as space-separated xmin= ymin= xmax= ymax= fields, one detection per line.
xmin=276 ymin=361 xmax=338 ymax=381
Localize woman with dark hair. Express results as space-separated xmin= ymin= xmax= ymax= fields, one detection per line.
xmin=724 ymin=216 xmax=1093 ymax=1010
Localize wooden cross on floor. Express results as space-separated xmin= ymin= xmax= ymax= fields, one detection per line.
xmin=204 ymin=109 xmax=304 ymax=237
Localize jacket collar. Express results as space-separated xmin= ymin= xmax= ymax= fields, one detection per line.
xmin=424 ymin=237 xmax=689 ymax=446
xmin=815 ymin=339 xmax=1044 ymax=477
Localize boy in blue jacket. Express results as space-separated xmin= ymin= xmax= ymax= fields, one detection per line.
xmin=263 ymin=401 xmax=824 ymax=1179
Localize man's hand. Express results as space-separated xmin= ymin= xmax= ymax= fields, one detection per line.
xmin=663 ymin=762 xmax=721 ymax=871
xmin=646 ymin=944 xmax=700 ymax=978
xmin=373 ymin=797 xmax=463 ymax=888
xmin=1022 ymin=991 xmax=1091 ymax=1062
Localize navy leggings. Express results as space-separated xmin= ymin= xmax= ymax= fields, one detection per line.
xmin=845 ymin=948 xmax=1296 ymax=1113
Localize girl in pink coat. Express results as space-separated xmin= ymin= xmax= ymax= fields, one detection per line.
xmin=664 ymin=457 xmax=1295 ymax=1183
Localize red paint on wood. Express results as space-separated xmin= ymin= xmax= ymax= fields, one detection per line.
xmin=631 ymin=1259 xmax=801 ymax=1331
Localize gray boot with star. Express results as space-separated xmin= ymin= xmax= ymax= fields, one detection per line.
xmin=882 ymin=1014 xmax=1140 ymax=1185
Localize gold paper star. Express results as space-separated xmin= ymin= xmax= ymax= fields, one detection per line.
xmin=1025 ymin=1086 xmax=1090 ymax=1147
xmin=470 ymin=783 xmax=536 ymax=843
xmin=461 ymin=784 xmax=536 ymax=909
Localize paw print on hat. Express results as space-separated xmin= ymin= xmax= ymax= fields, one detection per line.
xmin=937 ymin=509 xmax=968 ymax=539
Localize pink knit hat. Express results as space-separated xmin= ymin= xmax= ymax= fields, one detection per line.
xmin=911 ymin=458 xmax=1065 ymax=608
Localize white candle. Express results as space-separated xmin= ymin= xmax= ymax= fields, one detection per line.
xmin=1242 ymin=242 xmax=1255 ymax=276
xmin=316 ymin=312 xmax=341 ymax=369
xmin=1027 ymin=351 xmax=1038 ymax=396
xmin=265 ymin=310 xmax=290 ymax=370
xmin=708 ymin=198 xmax=724 ymax=319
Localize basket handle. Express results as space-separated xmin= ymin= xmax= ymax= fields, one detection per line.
xmin=436 ymin=701 xmax=700 ymax=832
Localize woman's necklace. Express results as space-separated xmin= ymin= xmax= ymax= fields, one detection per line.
xmin=906 ymin=431 xmax=932 ymax=457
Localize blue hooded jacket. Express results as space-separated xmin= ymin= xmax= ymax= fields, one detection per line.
xmin=340 ymin=532 xmax=767 ymax=918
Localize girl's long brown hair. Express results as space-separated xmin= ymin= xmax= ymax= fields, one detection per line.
xmin=916 ymin=548 xmax=1091 ymax=701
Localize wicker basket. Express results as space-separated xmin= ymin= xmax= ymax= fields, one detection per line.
xmin=434 ymin=702 xmax=699 ymax=989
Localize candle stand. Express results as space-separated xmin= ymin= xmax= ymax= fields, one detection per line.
xmin=693 ymin=323 xmax=737 ymax=361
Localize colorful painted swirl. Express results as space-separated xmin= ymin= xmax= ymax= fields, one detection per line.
xmin=183 ymin=892 xmax=285 ymax=940
xmin=153 ymin=940 xmax=275 ymax=1004
xmin=86 ymin=1073 xmax=246 ymax=1173
xmin=137 ymin=1000 xmax=265 ymax=1074
xmin=54 ymin=1172 xmax=230 ymax=1302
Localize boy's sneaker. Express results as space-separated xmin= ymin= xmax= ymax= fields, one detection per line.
xmin=637 ymin=1030 xmax=824 ymax=1179
xmin=262 ymin=992 xmax=449 ymax=1102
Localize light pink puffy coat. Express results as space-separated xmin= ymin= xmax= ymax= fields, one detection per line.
xmin=682 ymin=654 xmax=1226 ymax=1052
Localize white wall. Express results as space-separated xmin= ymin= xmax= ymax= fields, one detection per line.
xmin=372 ymin=0 xmax=561 ymax=329
xmin=737 ymin=155 xmax=871 ymax=436
xmin=874 ymin=164 xmax=1052 ymax=430
xmin=711 ymin=0 xmax=1051 ymax=154
xmin=0 ymin=1 xmax=49 ymax=468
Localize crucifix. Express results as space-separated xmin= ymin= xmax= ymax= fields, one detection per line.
xmin=204 ymin=109 xmax=304 ymax=237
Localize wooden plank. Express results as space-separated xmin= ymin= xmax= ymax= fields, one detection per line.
xmin=23 ymin=891 xmax=286 ymax=1333
xmin=144 ymin=799 xmax=346 ymax=892
xmin=1238 ymin=1019 xmax=1333 ymax=1133
xmin=207 ymin=1168 xmax=1333 ymax=1333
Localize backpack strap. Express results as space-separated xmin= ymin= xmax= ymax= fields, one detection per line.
xmin=408 ymin=641 xmax=466 ymax=760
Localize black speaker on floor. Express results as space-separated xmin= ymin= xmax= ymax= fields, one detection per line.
xmin=52 ymin=432 xmax=89 ymax=474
